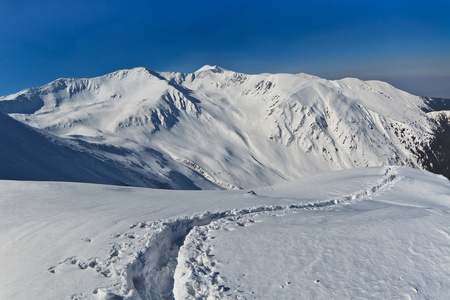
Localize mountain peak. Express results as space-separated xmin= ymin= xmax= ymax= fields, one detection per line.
xmin=296 ymin=73 xmax=320 ymax=80
xmin=107 ymin=67 xmax=154 ymax=78
xmin=195 ymin=65 xmax=225 ymax=73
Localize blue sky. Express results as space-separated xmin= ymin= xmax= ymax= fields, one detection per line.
xmin=1 ymin=0 xmax=449 ymax=98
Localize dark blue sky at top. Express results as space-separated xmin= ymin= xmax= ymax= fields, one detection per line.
xmin=1 ymin=0 xmax=449 ymax=98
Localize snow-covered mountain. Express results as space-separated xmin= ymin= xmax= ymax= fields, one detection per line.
xmin=1 ymin=67 xmax=449 ymax=299
xmin=1 ymin=66 xmax=448 ymax=188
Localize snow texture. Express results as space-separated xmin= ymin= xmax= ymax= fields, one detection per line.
xmin=1 ymin=167 xmax=449 ymax=299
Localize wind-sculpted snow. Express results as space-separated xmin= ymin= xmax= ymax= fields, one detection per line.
xmin=1 ymin=66 xmax=447 ymax=188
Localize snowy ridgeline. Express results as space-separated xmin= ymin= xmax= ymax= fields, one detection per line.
xmin=0 ymin=167 xmax=449 ymax=299
xmin=0 ymin=65 xmax=449 ymax=189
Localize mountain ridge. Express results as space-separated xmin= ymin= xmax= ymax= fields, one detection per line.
xmin=1 ymin=66 xmax=448 ymax=188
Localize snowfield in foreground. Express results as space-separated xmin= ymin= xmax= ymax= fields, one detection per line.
xmin=1 ymin=166 xmax=449 ymax=299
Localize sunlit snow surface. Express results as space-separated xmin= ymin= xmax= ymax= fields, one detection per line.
xmin=1 ymin=166 xmax=449 ymax=299
xmin=0 ymin=66 xmax=442 ymax=189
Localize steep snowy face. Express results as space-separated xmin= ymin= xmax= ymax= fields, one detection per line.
xmin=167 ymin=67 xmax=436 ymax=183
xmin=0 ymin=66 xmax=444 ymax=188
xmin=0 ymin=68 xmax=201 ymax=140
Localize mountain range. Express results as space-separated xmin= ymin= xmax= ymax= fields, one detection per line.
xmin=1 ymin=65 xmax=449 ymax=188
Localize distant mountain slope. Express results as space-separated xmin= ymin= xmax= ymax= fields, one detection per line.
xmin=1 ymin=66 xmax=448 ymax=187
xmin=0 ymin=111 xmax=122 ymax=184
xmin=0 ymin=111 xmax=216 ymax=189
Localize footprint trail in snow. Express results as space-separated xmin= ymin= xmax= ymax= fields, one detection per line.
xmin=54 ymin=167 xmax=399 ymax=299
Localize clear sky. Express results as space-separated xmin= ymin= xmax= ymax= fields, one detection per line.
xmin=1 ymin=0 xmax=449 ymax=98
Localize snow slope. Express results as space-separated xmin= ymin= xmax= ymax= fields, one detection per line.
xmin=0 ymin=111 xmax=219 ymax=189
xmin=1 ymin=167 xmax=449 ymax=299
xmin=1 ymin=66 xmax=445 ymax=188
